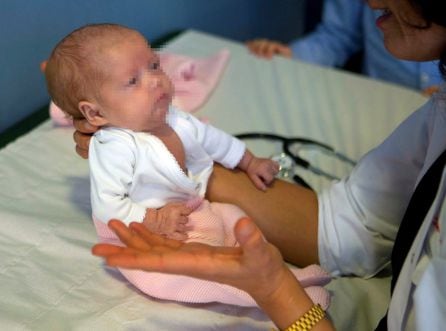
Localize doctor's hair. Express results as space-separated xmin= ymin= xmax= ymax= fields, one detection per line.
xmin=45 ymin=23 xmax=145 ymax=118
xmin=410 ymin=0 xmax=446 ymax=78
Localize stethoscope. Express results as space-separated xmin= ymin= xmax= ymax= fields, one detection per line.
xmin=235 ymin=132 xmax=357 ymax=189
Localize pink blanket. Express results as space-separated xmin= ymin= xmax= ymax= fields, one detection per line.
xmin=93 ymin=199 xmax=331 ymax=309
xmin=48 ymin=49 xmax=230 ymax=126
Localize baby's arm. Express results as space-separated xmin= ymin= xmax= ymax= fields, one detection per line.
xmin=237 ymin=149 xmax=280 ymax=191
xmin=180 ymin=110 xmax=279 ymax=191
xmin=142 ymin=202 xmax=193 ymax=241
xmin=90 ymin=133 xmax=149 ymax=225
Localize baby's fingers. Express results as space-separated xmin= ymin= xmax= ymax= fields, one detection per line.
xmin=249 ymin=174 xmax=267 ymax=191
xmin=260 ymin=171 xmax=276 ymax=185
xmin=169 ymin=232 xmax=188 ymax=241
xmin=270 ymin=160 xmax=280 ymax=173
xmin=130 ymin=222 xmax=183 ymax=248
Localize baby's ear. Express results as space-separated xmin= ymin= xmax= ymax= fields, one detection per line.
xmin=78 ymin=101 xmax=109 ymax=126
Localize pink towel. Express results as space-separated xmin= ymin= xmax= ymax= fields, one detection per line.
xmin=160 ymin=49 xmax=230 ymax=112
xmin=48 ymin=49 xmax=230 ymax=127
xmin=93 ymin=199 xmax=331 ymax=309
xmin=49 ymin=101 xmax=73 ymax=127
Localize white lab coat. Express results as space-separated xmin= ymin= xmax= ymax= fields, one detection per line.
xmin=318 ymin=85 xmax=446 ymax=330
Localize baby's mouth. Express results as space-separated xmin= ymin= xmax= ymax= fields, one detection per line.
xmin=157 ymin=92 xmax=169 ymax=102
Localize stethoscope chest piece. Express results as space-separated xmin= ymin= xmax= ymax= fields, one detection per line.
xmin=236 ymin=132 xmax=356 ymax=189
xmin=271 ymin=153 xmax=295 ymax=179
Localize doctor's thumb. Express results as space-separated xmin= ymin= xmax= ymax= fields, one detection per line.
xmin=234 ymin=217 xmax=265 ymax=252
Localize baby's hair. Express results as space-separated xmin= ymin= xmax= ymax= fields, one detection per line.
xmin=45 ymin=23 xmax=142 ymax=118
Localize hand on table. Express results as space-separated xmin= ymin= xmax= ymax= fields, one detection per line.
xmin=246 ymin=39 xmax=292 ymax=59
xmin=422 ymin=85 xmax=440 ymax=97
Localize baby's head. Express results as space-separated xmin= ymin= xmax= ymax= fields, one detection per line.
xmin=45 ymin=23 xmax=173 ymax=132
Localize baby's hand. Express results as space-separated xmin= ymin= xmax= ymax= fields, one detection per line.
xmin=246 ymin=157 xmax=280 ymax=191
xmin=142 ymin=202 xmax=193 ymax=240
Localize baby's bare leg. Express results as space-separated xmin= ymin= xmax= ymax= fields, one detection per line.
xmin=206 ymin=165 xmax=319 ymax=267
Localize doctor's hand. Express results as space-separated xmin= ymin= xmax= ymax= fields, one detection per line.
xmin=422 ymin=85 xmax=440 ymax=97
xmin=92 ymin=218 xmax=331 ymax=330
xmin=246 ymin=39 xmax=292 ymax=59
xmin=73 ymin=118 xmax=98 ymax=159
xmin=92 ymin=218 xmax=289 ymax=307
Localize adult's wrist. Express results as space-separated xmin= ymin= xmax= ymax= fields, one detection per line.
xmin=256 ymin=267 xmax=314 ymax=329
xmin=276 ymin=304 xmax=325 ymax=331
xmin=255 ymin=267 xmax=333 ymax=330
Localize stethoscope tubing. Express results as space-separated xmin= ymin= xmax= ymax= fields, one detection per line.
xmin=235 ymin=132 xmax=356 ymax=181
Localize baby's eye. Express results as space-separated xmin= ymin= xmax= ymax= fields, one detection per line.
xmin=127 ymin=77 xmax=138 ymax=86
xmin=149 ymin=61 xmax=160 ymax=71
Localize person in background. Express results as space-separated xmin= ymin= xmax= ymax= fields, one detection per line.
xmin=91 ymin=0 xmax=446 ymax=330
xmin=246 ymin=0 xmax=442 ymax=95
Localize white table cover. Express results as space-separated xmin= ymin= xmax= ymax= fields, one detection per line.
xmin=0 ymin=30 xmax=428 ymax=330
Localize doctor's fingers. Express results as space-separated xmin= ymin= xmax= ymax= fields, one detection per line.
xmin=73 ymin=130 xmax=92 ymax=156
xmin=249 ymin=40 xmax=290 ymax=59
xmin=75 ymin=145 xmax=89 ymax=159
xmin=261 ymin=42 xmax=283 ymax=58
xmin=275 ymin=44 xmax=292 ymax=58
xmin=246 ymin=39 xmax=274 ymax=58
xmin=73 ymin=117 xmax=99 ymax=134
xmin=105 ymin=220 xmax=153 ymax=251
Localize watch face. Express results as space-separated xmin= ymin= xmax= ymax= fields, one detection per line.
xmin=271 ymin=153 xmax=294 ymax=178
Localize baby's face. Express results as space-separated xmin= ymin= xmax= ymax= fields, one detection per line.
xmin=94 ymin=32 xmax=174 ymax=133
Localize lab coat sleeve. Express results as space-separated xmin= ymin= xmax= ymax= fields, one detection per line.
xmin=289 ymin=0 xmax=363 ymax=67
xmin=318 ymin=98 xmax=436 ymax=277
xmin=89 ymin=132 xmax=146 ymax=225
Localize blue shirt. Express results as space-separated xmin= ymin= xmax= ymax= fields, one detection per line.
xmin=290 ymin=0 xmax=442 ymax=90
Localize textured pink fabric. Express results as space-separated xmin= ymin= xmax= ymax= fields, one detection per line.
xmin=49 ymin=101 xmax=73 ymax=127
xmin=160 ymin=49 xmax=230 ymax=112
xmin=93 ymin=199 xmax=331 ymax=308
xmin=49 ymin=50 xmax=230 ymax=126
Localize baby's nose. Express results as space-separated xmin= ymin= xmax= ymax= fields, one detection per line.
xmin=148 ymin=75 xmax=161 ymax=89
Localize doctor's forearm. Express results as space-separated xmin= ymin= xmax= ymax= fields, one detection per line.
xmin=206 ymin=165 xmax=319 ymax=267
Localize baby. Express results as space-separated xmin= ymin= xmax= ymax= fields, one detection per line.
xmin=45 ymin=23 xmax=333 ymax=308
xmin=45 ymin=23 xmax=279 ymax=241
xmin=44 ymin=24 xmax=286 ymax=305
